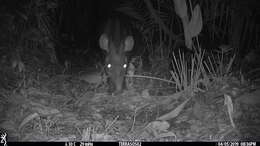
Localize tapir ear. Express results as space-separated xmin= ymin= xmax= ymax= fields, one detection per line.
xmin=99 ymin=34 xmax=109 ymax=52
xmin=124 ymin=36 xmax=134 ymax=52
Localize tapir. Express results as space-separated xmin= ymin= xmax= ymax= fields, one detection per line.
xmin=99 ymin=17 xmax=134 ymax=93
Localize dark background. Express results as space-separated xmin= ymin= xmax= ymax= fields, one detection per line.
xmin=0 ymin=0 xmax=259 ymax=72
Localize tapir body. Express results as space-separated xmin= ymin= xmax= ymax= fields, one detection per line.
xmin=99 ymin=16 xmax=134 ymax=93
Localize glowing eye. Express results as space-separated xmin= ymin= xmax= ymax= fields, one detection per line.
xmin=123 ymin=64 xmax=127 ymax=68
xmin=107 ymin=64 xmax=111 ymax=68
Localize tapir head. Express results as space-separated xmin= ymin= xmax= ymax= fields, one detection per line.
xmin=99 ymin=33 xmax=134 ymax=93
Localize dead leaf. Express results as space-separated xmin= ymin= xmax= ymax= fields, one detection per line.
xmin=141 ymin=89 xmax=151 ymax=99
xmin=157 ymin=98 xmax=190 ymax=121
xmin=149 ymin=121 xmax=170 ymax=131
xmin=19 ymin=113 xmax=40 ymax=131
